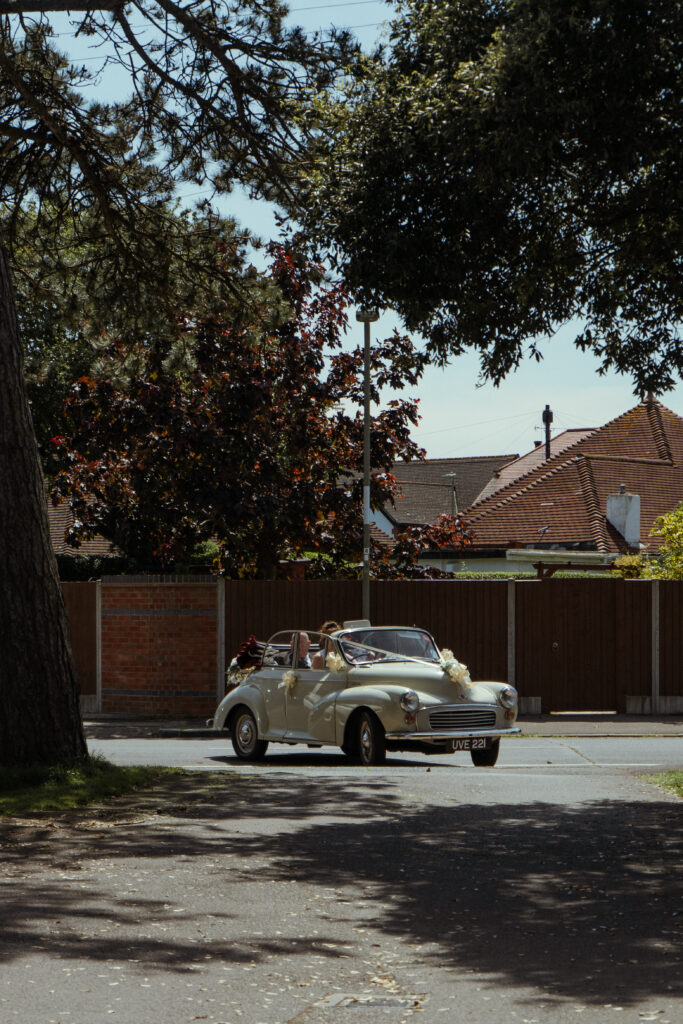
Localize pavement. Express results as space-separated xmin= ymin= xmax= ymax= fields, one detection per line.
xmin=9 ymin=714 xmax=683 ymax=1024
xmin=82 ymin=712 xmax=683 ymax=739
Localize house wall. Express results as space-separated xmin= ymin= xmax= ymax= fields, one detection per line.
xmin=62 ymin=578 xmax=683 ymax=716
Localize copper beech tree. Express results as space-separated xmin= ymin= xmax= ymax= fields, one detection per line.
xmin=372 ymin=514 xmax=473 ymax=580
xmin=53 ymin=245 xmax=450 ymax=579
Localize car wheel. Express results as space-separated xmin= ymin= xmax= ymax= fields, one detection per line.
xmin=471 ymin=739 xmax=500 ymax=767
xmin=231 ymin=707 xmax=268 ymax=761
xmin=347 ymin=710 xmax=386 ymax=766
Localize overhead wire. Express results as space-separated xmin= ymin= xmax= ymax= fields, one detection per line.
xmin=426 ymin=412 xmax=540 ymax=459
xmin=420 ymin=409 xmax=538 ymax=437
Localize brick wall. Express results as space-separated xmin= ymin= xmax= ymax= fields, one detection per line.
xmin=100 ymin=579 xmax=220 ymax=715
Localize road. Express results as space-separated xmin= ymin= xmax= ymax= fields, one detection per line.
xmin=87 ymin=733 xmax=683 ymax=775
xmin=1 ymin=734 xmax=681 ymax=1024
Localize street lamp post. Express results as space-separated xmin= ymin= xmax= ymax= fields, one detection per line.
xmin=443 ymin=472 xmax=458 ymax=517
xmin=356 ymin=307 xmax=379 ymax=622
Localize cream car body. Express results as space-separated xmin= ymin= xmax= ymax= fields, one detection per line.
xmin=212 ymin=624 xmax=520 ymax=766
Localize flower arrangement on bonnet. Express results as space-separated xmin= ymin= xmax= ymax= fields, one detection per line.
xmin=439 ymin=648 xmax=472 ymax=687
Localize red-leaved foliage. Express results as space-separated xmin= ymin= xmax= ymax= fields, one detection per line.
xmin=52 ymin=243 xmax=458 ymax=577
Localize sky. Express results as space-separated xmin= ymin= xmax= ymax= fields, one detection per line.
xmin=53 ymin=0 xmax=683 ymax=461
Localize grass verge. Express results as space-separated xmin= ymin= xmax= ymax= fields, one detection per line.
xmin=0 ymin=755 xmax=181 ymax=817
xmin=644 ymin=770 xmax=683 ymax=799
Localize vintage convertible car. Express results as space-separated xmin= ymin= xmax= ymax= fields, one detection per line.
xmin=210 ymin=622 xmax=520 ymax=766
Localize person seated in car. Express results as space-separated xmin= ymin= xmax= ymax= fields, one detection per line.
xmin=311 ymin=621 xmax=341 ymax=669
xmin=294 ymin=632 xmax=312 ymax=668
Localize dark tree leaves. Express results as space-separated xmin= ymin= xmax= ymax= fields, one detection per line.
xmin=52 ymin=245 xmax=428 ymax=578
xmin=298 ymin=0 xmax=683 ymax=396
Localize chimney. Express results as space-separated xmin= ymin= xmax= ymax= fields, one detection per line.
xmin=606 ymin=484 xmax=640 ymax=548
xmin=542 ymin=405 xmax=553 ymax=459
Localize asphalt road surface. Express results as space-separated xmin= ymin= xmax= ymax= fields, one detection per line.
xmin=1 ymin=734 xmax=681 ymax=1024
xmin=87 ymin=733 xmax=683 ymax=774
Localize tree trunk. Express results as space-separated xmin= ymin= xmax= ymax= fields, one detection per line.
xmin=0 ymin=240 xmax=87 ymax=766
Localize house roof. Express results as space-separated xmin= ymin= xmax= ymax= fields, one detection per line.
xmin=48 ymin=501 xmax=116 ymax=558
xmin=369 ymin=522 xmax=395 ymax=550
xmin=465 ymin=400 xmax=683 ymax=553
xmin=386 ymin=454 xmax=518 ymax=525
xmin=473 ymin=429 xmax=595 ymax=504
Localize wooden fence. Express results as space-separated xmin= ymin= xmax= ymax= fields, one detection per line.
xmin=62 ymin=582 xmax=99 ymax=711
xmin=61 ymin=578 xmax=683 ymax=716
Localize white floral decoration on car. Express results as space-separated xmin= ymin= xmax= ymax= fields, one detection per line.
xmin=439 ymin=649 xmax=472 ymax=687
xmin=280 ymin=670 xmax=298 ymax=694
xmin=326 ymin=651 xmax=346 ymax=673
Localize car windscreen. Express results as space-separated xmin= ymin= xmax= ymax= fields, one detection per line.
xmin=337 ymin=628 xmax=440 ymax=665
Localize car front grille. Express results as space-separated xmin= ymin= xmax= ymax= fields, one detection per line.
xmin=428 ymin=706 xmax=497 ymax=731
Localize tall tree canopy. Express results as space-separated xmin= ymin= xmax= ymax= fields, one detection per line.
xmin=298 ymin=0 xmax=683 ymax=396
xmin=0 ymin=0 xmax=354 ymax=766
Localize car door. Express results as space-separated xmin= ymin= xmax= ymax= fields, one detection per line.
xmin=256 ymin=666 xmax=289 ymax=737
xmin=283 ymin=667 xmax=341 ymax=743
xmin=258 ymin=632 xmax=295 ymax=737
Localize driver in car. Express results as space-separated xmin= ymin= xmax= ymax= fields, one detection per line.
xmin=294 ymin=632 xmax=312 ymax=668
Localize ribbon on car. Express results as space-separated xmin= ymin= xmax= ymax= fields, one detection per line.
xmin=280 ymin=670 xmax=298 ymax=694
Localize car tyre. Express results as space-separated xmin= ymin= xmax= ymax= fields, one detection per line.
xmin=346 ymin=710 xmax=386 ymax=766
xmin=471 ymin=739 xmax=500 ymax=767
xmin=231 ymin=707 xmax=269 ymax=761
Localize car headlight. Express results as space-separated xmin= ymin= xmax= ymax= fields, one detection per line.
xmin=399 ymin=690 xmax=420 ymax=712
xmin=499 ymin=686 xmax=518 ymax=709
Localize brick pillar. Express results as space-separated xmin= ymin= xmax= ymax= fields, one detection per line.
xmin=101 ymin=577 xmax=220 ymax=716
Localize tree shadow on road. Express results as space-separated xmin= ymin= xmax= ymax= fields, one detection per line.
xmin=0 ymin=772 xmax=680 ymax=1009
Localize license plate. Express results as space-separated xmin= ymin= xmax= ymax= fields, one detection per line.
xmin=450 ymin=738 xmax=490 ymax=752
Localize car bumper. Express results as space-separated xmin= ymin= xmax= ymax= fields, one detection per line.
xmin=384 ymin=727 xmax=521 ymax=741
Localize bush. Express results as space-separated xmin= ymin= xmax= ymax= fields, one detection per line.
xmin=56 ymin=554 xmax=133 ymax=581
xmin=611 ymin=554 xmax=647 ymax=579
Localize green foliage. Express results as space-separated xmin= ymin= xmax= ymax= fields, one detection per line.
xmin=173 ymin=540 xmax=223 ymax=574
xmin=642 ymin=502 xmax=683 ymax=579
xmin=299 ymin=0 xmax=683 ymax=396
xmin=1 ymin=3 xmax=356 ymax=227
xmin=53 ymin=244 xmax=426 ymax=577
xmin=192 ymin=540 xmax=222 ymax=563
xmin=0 ymin=755 xmax=179 ymax=816
xmin=55 ymin=554 xmax=133 ymax=581
xmin=2 ymin=0 xmax=358 ymax=471
xmin=645 ymin=772 xmax=683 ymax=799
xmin=9 ymin=203 xmax=268 ymax=471
xmin=425 ymin=570 xmax=537 ymax=580
xmin=611 ymin=554 xmax=647 ymax=579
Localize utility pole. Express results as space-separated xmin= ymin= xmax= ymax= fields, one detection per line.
xmin=542 ymin=404 xmax=554 ymax=460
xmin=356 ymin=307 xmax=379 ymax=622
xmin=443 ymin=472 xmax=458 ymax=516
